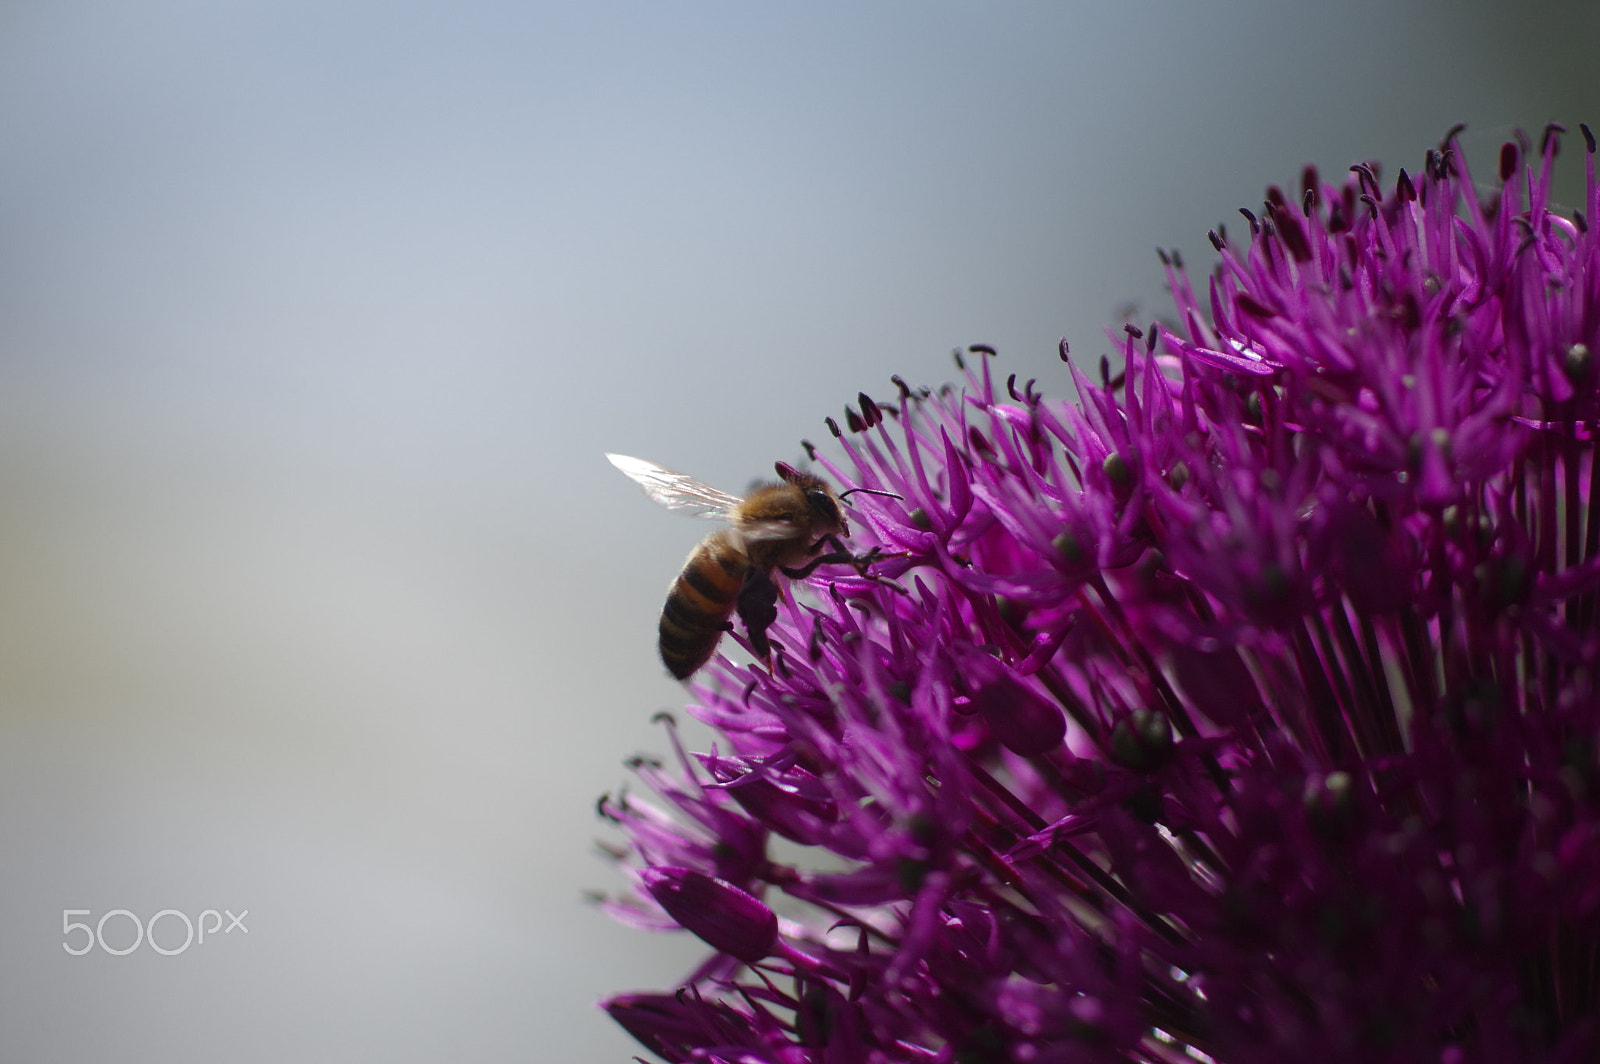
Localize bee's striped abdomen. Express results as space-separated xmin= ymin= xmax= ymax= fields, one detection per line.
xmin=659 ymin=529 xmax=749 ymax=679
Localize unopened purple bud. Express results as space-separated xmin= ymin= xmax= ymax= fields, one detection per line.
xmin=603 ymin=992 xmax=727 ymax=1063
xmin=640 ymin=866 xmax=778 ymax=964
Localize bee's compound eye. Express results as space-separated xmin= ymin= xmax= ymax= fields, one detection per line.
xmin=807 ymin=490 xmax=841 ymax=523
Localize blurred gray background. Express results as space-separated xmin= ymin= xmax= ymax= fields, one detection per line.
xmin=0 ymin=1 xmax=1594 ymax=1060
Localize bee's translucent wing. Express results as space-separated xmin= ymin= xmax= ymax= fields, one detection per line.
xmin=738 ymin=519 xmax=805 ymax=543
xmin=607 ymin=453 xmax=744 ymax=520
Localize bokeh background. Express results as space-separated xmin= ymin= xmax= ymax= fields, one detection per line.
xmin=0 ymin=1 xmax=1595 ymax=1060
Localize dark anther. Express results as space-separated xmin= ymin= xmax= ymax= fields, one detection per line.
xmin=1238 ymin=207 xmax=1260 ymax=235
xmin=969 ymin=343 xmax=996 ymax=357
xmin=1265 ymin=185 xmax=1286 ymax=209
xmin=1576 ymin=210 xmax=1588 ymax=234
xmin=1108 ymin=709 xmax=1175 ymax=773
xmin=1583 ymin=124 xmax=1596 ymax=154
xmin=1359 ymin=194 xmax=1378 ymax=220
xmin=1007 ymin=373 xmax=1022 ymax=402
xmin=1156 ymin=246 xmax=1170 ymax=266
xmin=1440 ymin=123 xmax=1467 ymax=150
xmin=952 ymin=347 xmax=965 ymax=370
xmin=1301 ymin=164 xmax=1319 ymax=201
xmin=858 ymin=392 xmax=881 ymax=427
xmin=1396 ymin=169 xmax=1415 ymax=203
xmin=1172 ymin=248 xmax=1183 ymax=270
xmin=1058 ymin=338 xmax=1071 ymax=363
xmin=1499 ymin=142 xmax=1517 ymax=183
xmin=1145 ymin=323 xmax=1160 ymax=354
xmin=1303 ymin=186 xmax=1318 ymax=215
xmin=1099 ymin=355 xmax=1111 ymax=387
xmin=1123 ymin=323 xmax=1144 ymax=340
xmin=1564 ymin=343 xmax=1592 ymax=383
xmin=808 ymin=615 xmax=824 ymax=662
xmin=968 ymin=426 xmax=994 ymax=455
xmin=825 ymin=416 xmax=842 ymax=438
xmin=1208 ymin=229 xmax=1226 ymax=251
xmin=891 ymin=374 xmax=911 ymax=400
xmin=802 ymin=439 xmax=817 ymax=459
xmin=1541 ymin=122 xmax=1566 ymax=157
xmin=1102 ymin=451 xmax=1132 ymax=490
xmin=1427 ymin=149 xmax=1440 ymax=178
xmin=845 ymin=408 xmax=865 ymax=433
xmin=595 ymin=793 xmax=614 ymax=820
xmin=1349 ymin=163 xmax=1380 ymax=200
xmin=1304 ymin=771 xmax=1358 ymax=840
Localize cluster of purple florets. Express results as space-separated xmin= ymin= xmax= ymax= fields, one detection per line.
xmin=599 ymin=125 xmax=1600 ymax=1063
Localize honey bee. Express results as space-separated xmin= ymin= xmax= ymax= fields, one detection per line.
xmin=607 ymin=453 xmax=883 ymax=679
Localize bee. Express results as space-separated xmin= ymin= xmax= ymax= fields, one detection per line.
xmin=607 ymin=453 xmax=883 ymax=679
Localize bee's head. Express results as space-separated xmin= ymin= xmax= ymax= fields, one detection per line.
xmin=805 ymin=487 xmax=846 ymax=535
xmin=776 ymin=462 xmax=848 ymax=536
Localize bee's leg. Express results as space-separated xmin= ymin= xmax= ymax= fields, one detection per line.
xmin=781 ymin=535 xmax=884 ymax=580
xmin=735 ymin=569 xmax=781 ymax=668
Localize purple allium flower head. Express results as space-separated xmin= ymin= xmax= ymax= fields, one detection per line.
xmin=597 ymin=125 xmax=1600 ymax=1063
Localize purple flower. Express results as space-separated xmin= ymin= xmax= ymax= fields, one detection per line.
xmin=597 ymin=125 xmax=1600 ymax=1063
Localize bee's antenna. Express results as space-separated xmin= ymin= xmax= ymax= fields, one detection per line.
xmin=838 ymin=486 xmax=902 ymax=502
